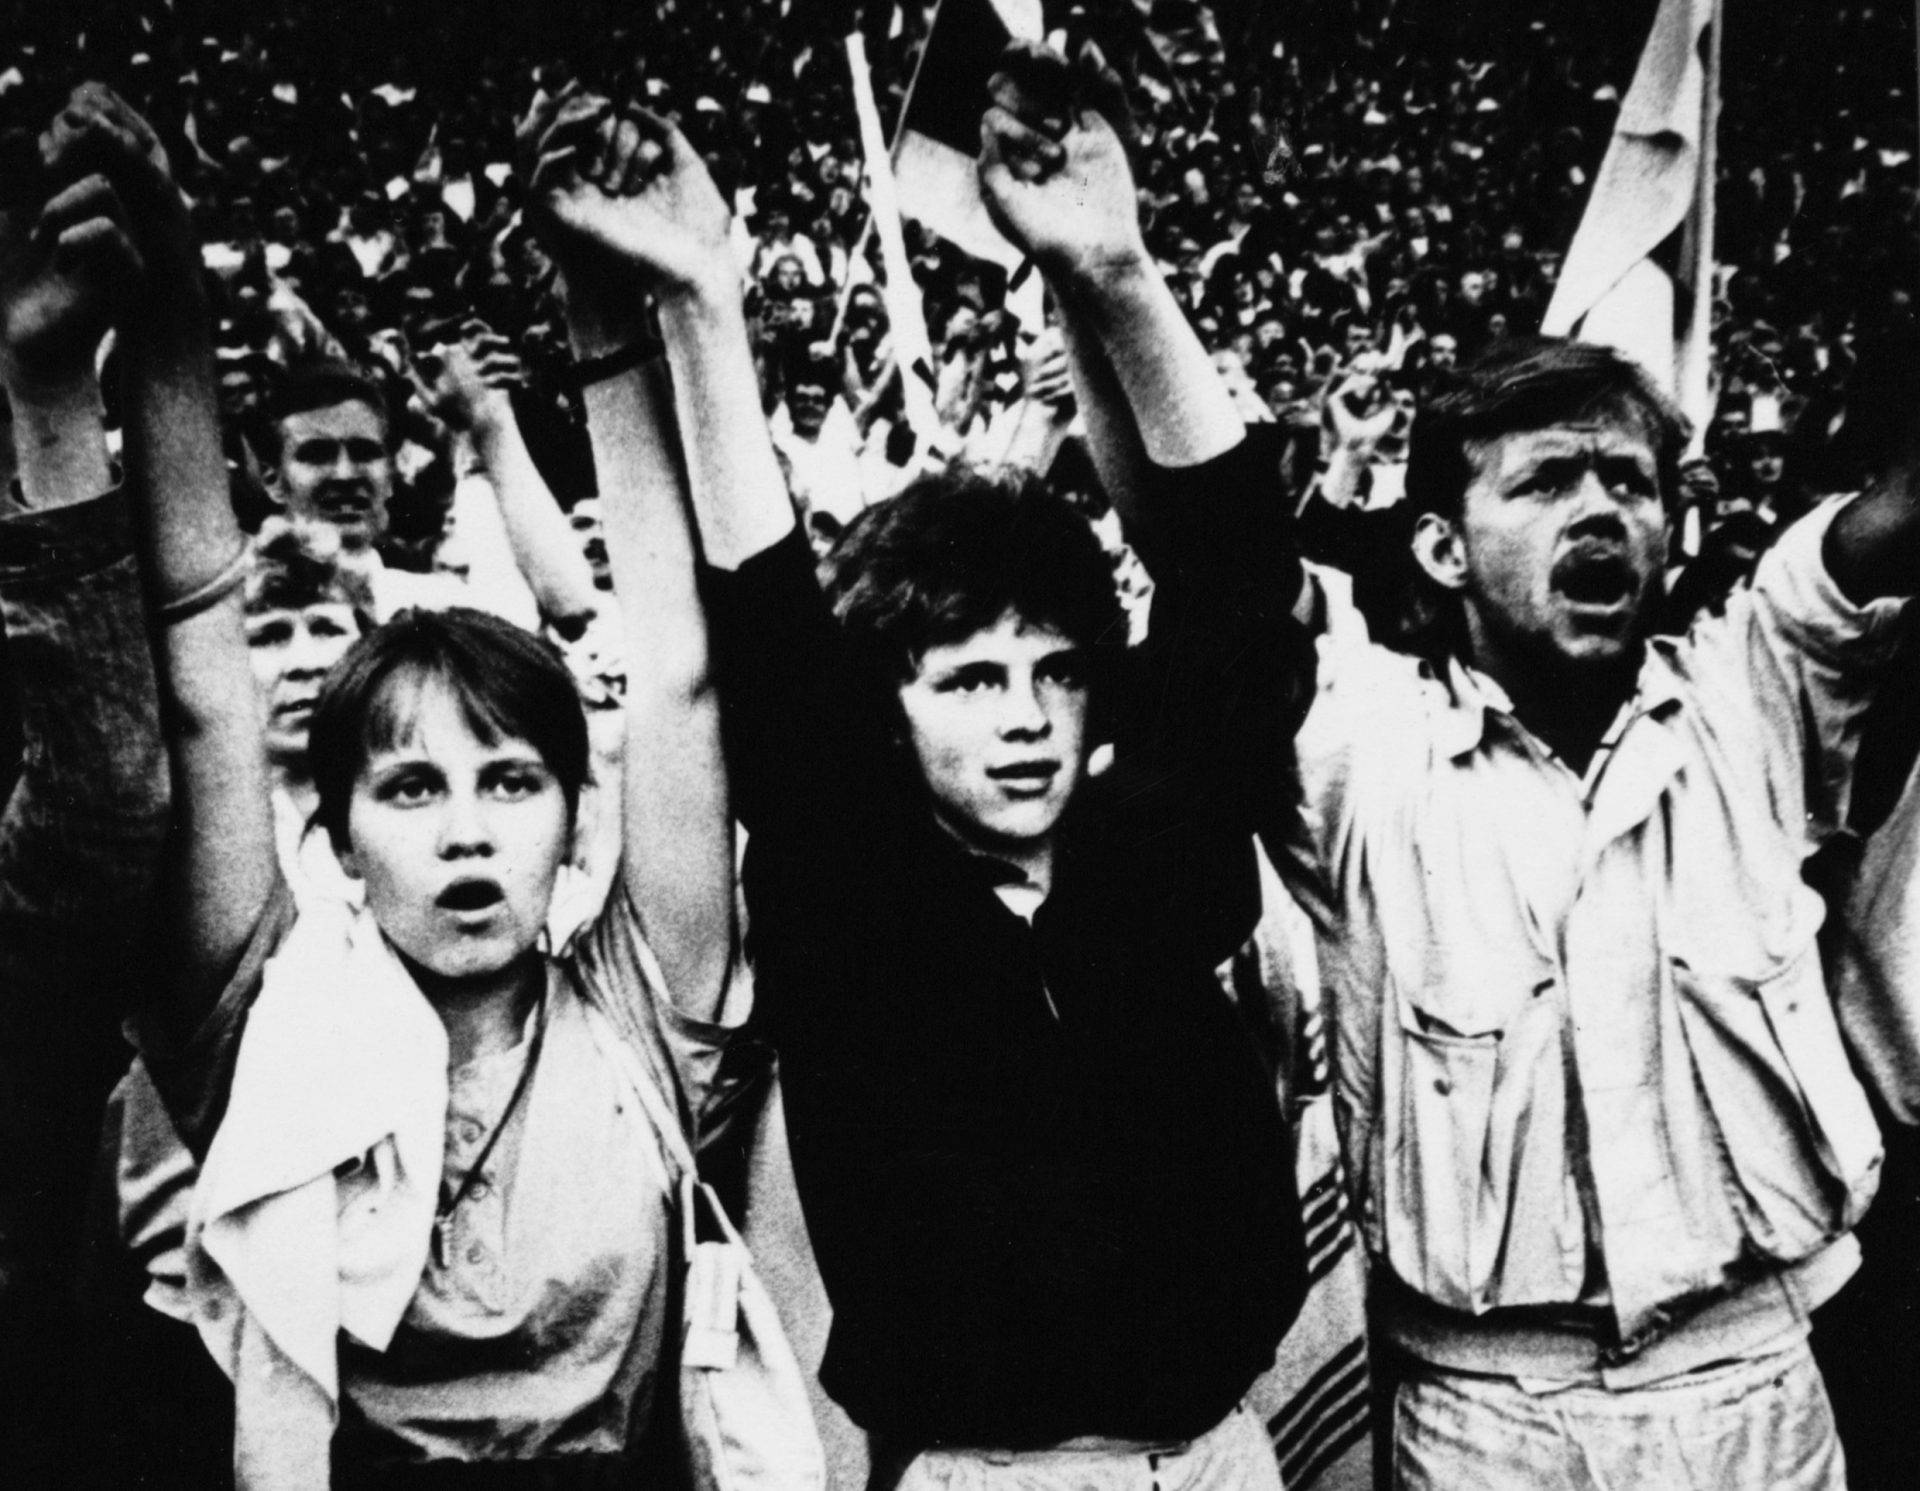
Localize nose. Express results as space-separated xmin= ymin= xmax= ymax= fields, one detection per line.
xmin=437 ymin=790 xmax=496 ymax=859
xmin=998 ymin=673 xmax=1051 ymax=740
xmin=1567 ymin=469 xmax=1634 ymax=535
xmin=329 ymin=445 xmax=363 ymax=481
xmin=286 ymin=625 xmax=331 ymax=679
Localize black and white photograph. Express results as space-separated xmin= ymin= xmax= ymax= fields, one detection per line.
xmin=1 ymin=1 xmax=1917 ymax=1487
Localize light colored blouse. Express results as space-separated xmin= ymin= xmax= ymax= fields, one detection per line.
xmin=337 ymin=967 xmax=678 ymax=1464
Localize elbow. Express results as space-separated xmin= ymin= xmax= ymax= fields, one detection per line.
xmin=631 ymin=633 xmax=717 ymax=711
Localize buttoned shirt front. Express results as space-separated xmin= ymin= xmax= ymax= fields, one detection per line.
xmin=1277 ymin=498 xmax=1906 ymax=1346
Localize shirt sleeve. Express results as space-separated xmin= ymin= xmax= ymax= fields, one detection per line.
xmin=1691 ymin=494 xmax=1910 ymax=845
xmin=701 ymin=528 xmax=916 ymax=865
xmin=566 ymin=871 xmax=760 ymax=1154
xmin=130 ymin=879 xmax=301 ymax=1162
xmin=1101 ymin=431 xmax=1317 ymax=942
xmin=0 ymin=490 xmax=171 ymax=1008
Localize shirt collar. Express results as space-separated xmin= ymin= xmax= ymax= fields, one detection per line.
xmin=1432 ymin=645 xmax=1686 ymax=765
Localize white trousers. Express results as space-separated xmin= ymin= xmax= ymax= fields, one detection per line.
xmin=885 ymin=1404 xmax=1285 ymax=1491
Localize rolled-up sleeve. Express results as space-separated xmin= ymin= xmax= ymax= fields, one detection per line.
xmin=1703 ymin=496 xmax=1911 ymax=842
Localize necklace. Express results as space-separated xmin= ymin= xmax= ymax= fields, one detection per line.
xmin=431 ymin=982 xmax=549 ymax=1270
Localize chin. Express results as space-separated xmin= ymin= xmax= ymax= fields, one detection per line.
xmin=411 ymin=932 xmax=538 ymax=987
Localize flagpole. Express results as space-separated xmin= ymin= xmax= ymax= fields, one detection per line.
xmin=844 ymin=30 xmax=943 ymax=445
xmin=1680 ymin=0 xmax=1722 ymax=458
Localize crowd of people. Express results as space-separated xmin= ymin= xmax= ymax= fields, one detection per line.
xmin=3 ymin=1 xmax=1920 ymax=1489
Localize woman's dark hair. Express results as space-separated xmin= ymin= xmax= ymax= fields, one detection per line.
xmin=821 ymin=467 xmax=1126 ymax=686
xmin=307 ymin=607 xmax=590 ymax=854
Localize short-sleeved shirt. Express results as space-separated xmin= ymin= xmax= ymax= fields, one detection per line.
xmin=139 ymin=876 xmax=744 ymax=1467
xmin=1275 ymin=497 xmax=1906 ymax=1346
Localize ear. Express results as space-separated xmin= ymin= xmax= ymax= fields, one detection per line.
xmin=1411 ymin=512 xmax=1469 ymax=592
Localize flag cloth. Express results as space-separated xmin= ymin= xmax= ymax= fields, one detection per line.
xmin=845 ymin=32 xmax=943 ymax=444
xmin=1541 ymin=0 xmax=1718 ymax=425
xmin=1226 ymin=842 xmax=1374 ymax=1491
xmin=892 ymin=0 xmax=1044 ymax=268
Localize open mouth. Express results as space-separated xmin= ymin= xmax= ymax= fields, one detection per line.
xmin=318 ymin=489 xmax=373 ymax=520
xmin=438 ymin=879 xmax=505 ymax=913
xmin=1552 ymin=551 xmax=1638 ymax=610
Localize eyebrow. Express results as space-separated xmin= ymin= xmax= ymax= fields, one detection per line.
xmin=926 ymin=660 xmax=1005 ymax=687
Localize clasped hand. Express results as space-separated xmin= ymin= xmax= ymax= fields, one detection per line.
xmin=0 ymin=83 xmax=185 ymax=383
xmin=977 ymin=41 xmax=1148 ymax=283
xmin=516 ymin=80 xmax=734 ymax=329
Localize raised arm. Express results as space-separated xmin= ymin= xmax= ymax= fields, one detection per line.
xmin=44 ymin=86 xmax=277 ymax=1043
xmin=980 ymin=43 xmax=1243 ymax=504
xmin=0 ymin=116 xmax=168 ymax=995
xmin=428 ymin=329 xmax=601 ymax=630
xmin=520 ymin=88 xmax=760 ymax=1016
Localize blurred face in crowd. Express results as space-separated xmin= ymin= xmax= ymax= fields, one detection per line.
xmin=1750 ymin=439 xmax=1786 ymax=489
xmin=1212 ymin=347 xmax=1251 ymax=388
xmin=768 ymin=254 xmax=805 ymax=296
xmin=275 ymin=398 xmax=395 ymax=551
xmin=1429 ymin=334 xmax=1459 ymax=371
xmin=248 ymin=600 xmax=362 ymax=770
xmin=896 ymin=611 xmax=1091 ymax=862
xmin=1460 ymin=271 xmax=1489 ymax=306
xmin=943 ymin=305 xmax=980 ymax=350
xmin=788 ymin=381 xmax=831 ymax=440
xmin=569 ymin=498 xmax=611 ymax=590
xmin=333 ymin=286 xmax=373 ymax=330
xmin=1429 ymin=408 xmax=1670 ymax=688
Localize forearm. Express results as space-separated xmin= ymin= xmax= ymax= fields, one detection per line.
xmin=470 ymin=399 xmax=600 ymax=626
xmin=1052 ymin=252 xmax=1243 ymax=470
xmin=1 ymin=367 xmax=112 ymax=509
xmin=1056 ymin=310 xmax=1154 ymax=530
xmin=656 ymin=283 xmax=795 ymax=570
xmin=583 ymin=358 xmax=734 ymax=1018
xmin=442 ymin=461 xmax=542 ymax=632
xmin=993 ymin=395 xmax=1074 ymax=478
xmin=122 ymin=279 xmax=278 ymax=1034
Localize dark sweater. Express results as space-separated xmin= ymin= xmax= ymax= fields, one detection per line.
xmin=705 ymin=432 xmax=1312 ymax=1448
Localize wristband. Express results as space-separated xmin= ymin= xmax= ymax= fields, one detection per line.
xmin=156 ymin=538 xmax=252 ymax=625
xmin=568 ymin=336 xmax=661 ymax=390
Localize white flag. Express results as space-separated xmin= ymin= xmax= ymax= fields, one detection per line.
xmin=1542 ymin=0 xmax=1720 ymax=433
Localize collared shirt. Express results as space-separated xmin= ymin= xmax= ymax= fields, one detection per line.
xmin=1275 ymin=497 xmax=1906 ymax=1345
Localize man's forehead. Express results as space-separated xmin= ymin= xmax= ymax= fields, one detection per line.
xmin=1478 ymin=415 xmax=1660 ymax=473
xmin=281 ymin=399 xmax=387 ymax=442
